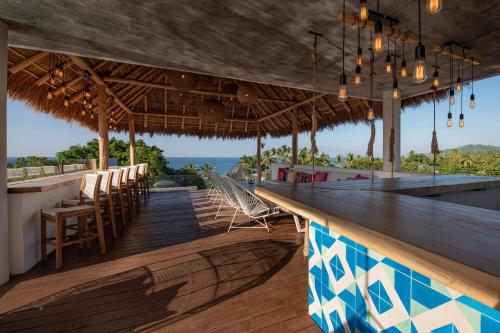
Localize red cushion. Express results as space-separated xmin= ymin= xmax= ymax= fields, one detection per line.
xmin=305 ymin=174 xmax=313 ymax=183
xmin=353 ymin=174 xmax=370 ymax=180
xmin=278 ymin=167 xmax=289 ymax=181
xmin=315 ymin=171 xmax=328 ymax=182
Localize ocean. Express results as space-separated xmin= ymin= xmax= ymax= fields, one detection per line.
xmin=167 ymin=157 xmax=239 ymax=174
xmin=8 ymin=156 xmax=240 ymax=175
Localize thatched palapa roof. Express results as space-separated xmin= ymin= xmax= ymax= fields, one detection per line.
xmin=7 ymin=47 xmax=445 ymax=139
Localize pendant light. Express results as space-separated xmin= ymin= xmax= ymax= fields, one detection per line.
xmin=447 ymin=111 xmax=452 ymax=127
xmin=392 ymin=78 xmax=399 ymax=99
xmin=413 ymin=0 xmax=427 ymax=83
xmin=385 ymin=36 xmax=393 ymax=74
xmin=401 ymin=40 xmax=408 ymax=78
xmin=456 ymin=57 xmax=462 ymax=92
xmin=449 ymin=47 xmax=455 ymax=105
xmin=355 ymin=65 xmax=362 ymax=86
xmin=359 ymin=0 xmax=368 ymax=22
xmin=356 ymin=18 xmax=363 ymax=67
xmin=426 ymin=0 xmax=442 ymax=14
xmin=63 ymin=57 xmax=69 ymax=107
xmin=432 ymin=53 xmax=439 ymax=88
xmin=367 ymin=34 xmax=375 ymax=120
xmin=470 ymin=57 xmax=475 ymax=108
xmin=374 ymin=0 xmax=383 ymax=54
xmin=392 ymin=39 xmax=399 ymax=99
xmin=459 ymin=73 xmax=464 ymax=127
xmin=338 ymin=0 xmax=348 ymax=101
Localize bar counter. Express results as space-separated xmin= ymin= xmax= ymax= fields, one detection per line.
xmin=255 ymin=175 xmax=500 ymax=332
xmin=7 ymin=172 xmax=84 ymax=274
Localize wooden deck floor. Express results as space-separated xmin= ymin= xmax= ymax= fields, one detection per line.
xmin=0 ymin=190 xmax=320 ymax=333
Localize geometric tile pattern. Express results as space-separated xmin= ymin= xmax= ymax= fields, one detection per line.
xmin=308 ymin=221 xmax=500 ymax=333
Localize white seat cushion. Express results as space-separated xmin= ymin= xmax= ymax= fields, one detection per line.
xmin=62 ymin=199 xmax=93 ymax=206
xmin=42 ymin=205 xmax=95 ymax=217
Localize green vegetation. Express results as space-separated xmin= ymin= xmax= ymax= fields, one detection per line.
xmin=55 ymin=138 xmax=172 ymax=176
xmin=234 ymin=143 xmax=500 ymax=178
xmin=236 ymin=144 xmax=332 ymax=179
xmin=335 ymin=149 xmax=500 ymax=176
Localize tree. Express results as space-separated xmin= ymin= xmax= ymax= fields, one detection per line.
xmin=135 ymin=140 xmax=170 ymax=176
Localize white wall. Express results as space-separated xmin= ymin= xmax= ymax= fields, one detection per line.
xmin=8 ymin=183 xmax=80 ymax=274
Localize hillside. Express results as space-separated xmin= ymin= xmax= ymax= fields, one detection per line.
xmin=441 ymin=144 xmax=500 ymax=154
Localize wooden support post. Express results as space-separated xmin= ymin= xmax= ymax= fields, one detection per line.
xmin=128 ymin=114 xmax=136 ymax=165
xmin=292 ymin=107 xmax=298 ymax=166
xmin=97 ymin=85 xmax=109 ymax=170
xmin=256 ymin=124 xmax=262 ymax=184
xmin=0 ymin=21 xmax=9 ymax=284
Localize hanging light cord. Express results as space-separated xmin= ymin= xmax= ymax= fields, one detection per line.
xmin=342 ymin=0 xmax=346 ymax=74
xmin=471 ymin=57 xmax=474 ymax=93
xmin=418 ymin=0 xmax=422 ymax=44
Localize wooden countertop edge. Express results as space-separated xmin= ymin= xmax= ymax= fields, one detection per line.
xmin=256 ymin=186 xmax=500 ymax=310
xmin=395 ymin=180 xmax=500 ymax=196
xmin=8 ymin=175 xmax=84 ymax=194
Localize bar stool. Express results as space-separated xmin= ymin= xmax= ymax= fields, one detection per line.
xmin=41 ymin=173 xmax=106 ymax=270
xmin=138 ymin=163 xmax=149 ymax=201
xmin=121 ymin=167 xmax=134 ymax=216
xmin=128 ymin=165 xmax=140 ymax=212
xmin=110 ymin=168 xmax=127 ymax=226
xmin=62 ymin=171 xmax=118 ymax=239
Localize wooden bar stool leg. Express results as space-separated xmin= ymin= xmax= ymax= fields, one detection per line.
xmin=94 ymin=210 xmax=106 ymax=255
xmin=55 ymin=215 xmax=63 ymax=270
xmin=108 ymin=197 xmax=118 ymax=239
xmin=118 ymin=192 xmax=127 ymax=226
xmin=78 ymin=216 xmax=85 ymax=249
xmin=41 ymin=213 xmax=47 ymax=262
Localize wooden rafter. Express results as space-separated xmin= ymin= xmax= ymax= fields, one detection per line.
xmin=9 ymin=51 xmax=48 ymax=74
xmin=102 ymin=76 xmax=296 ymax=104
xmin=69 ymin=55 xmax=132 ymax=114
xmin=258 ymin=93 xmax=327 ymax=122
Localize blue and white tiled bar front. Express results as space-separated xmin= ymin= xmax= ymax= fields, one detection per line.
xmin=308 ymin=221 xmax=500 ymax=333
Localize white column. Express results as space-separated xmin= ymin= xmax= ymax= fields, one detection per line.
xmin=97 ymin=86 xmax=109 ymax=170
xmin=382 ymin=90 xmax=401 ymax=172
xmin=0 ymin=21 xmax=9 ymax=284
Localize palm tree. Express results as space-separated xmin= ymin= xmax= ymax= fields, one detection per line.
xmin=238 ymin=155 xmax=256 ymax=178
xmin=345 ymin=153 xmax=355 ymax=168
xmin=336 ymin=154 xmax=343 ymax=167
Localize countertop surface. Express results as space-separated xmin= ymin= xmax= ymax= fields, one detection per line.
xmin=256 ymin=175 xmax=500 ymax=308
xmin=7 ymin=172 xmax=84 ymax=194
xmin=255 ymin=176 xmax=500 ymax=308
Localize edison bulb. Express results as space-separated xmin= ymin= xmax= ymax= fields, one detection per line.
xmin=469 ymin=94 xmax=475 ymax=109
xmin=338 ymin=84 xmax=347 ymax=101
xmin=354 ymin=65 xmax=362 ymax=87
xmin=386 ymin=56 xmax=393 ymax=74
xmin=367 ymin=108 xmax=374 ymax=120
xmin=374 ymin=33 xmax=383 ymax=54
xmin=456 ymin=78 xmax=462 ymax=92
xmin=459 ymin=119 xmax=464 ymax=128
xmin=449 ymin=89 xmax=455 ymax=105
xmin=338 ymin=74 xmax=347 ymax=101
xmin=426 ymin=0 xmax=442 ymax=14
xmin=413 ymin=59 xmax=427 ymax=83
xmin=359 ymin=0 xmax=368 ymax=21
xmin=401 ymin=60 xmax=408 ymax=78
xmin=433 ymin=71 xmax=439 ymax=88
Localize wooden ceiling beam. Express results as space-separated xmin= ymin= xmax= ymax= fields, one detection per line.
xmin=69 ymin=55 xmax=132 ymax=114
xmin=9 ymin=51 xmax=48 ymax=74
xmin=258 ymin=92 xmax=327 ymax=122
xmin=102 ymin=76 xmax=296 ymax=104
xmin=129 ymin=111 xmax=257 ymax=124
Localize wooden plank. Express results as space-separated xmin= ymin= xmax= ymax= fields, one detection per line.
xmin=258 ymin=93 xmax=327 ymax=122
xmin=8 ymin=51 xmax=48 ymax=74
xmin=0 ymin=191 xmax=317 ymax=333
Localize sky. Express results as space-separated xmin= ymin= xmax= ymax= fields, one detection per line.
xmin=7 ymin=75 xmax=500 ymax=158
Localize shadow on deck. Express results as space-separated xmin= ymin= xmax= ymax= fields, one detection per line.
xmin=0 ymin=190 xmax=320 ymax=333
